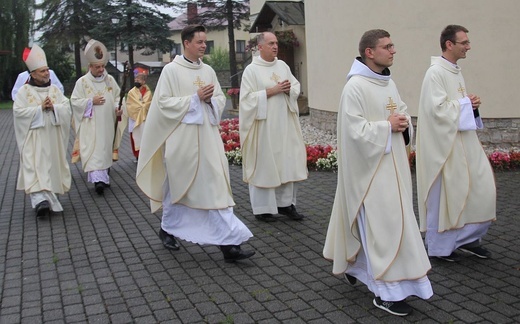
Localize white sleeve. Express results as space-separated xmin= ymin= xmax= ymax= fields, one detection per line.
xmin=458 ymin=96 xmax=477 ymax=131
xmin=384 ymin=123 xmax=392 ymax=154
xmin=256 ymin=90 xmax=267 ymax=120
xmin=30 ymin=107 xmax=45 ymax=129
xmin=181 ymin=94 xmax=204 ymax=124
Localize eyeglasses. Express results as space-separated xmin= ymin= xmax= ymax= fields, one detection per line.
xmin=377 ymin=43 xmax=395 ymax=51
xmin=453 ymin=40 xmax=471 ymax=46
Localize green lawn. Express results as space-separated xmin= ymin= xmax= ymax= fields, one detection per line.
xmin=0 ymin=101 xmax=12 ymax=109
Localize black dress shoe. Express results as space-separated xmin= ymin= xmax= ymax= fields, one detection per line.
xmin=220 ymin=245 xmax=255 ymax=263
xmin=159 ymin=228 xmax=180 ymax=250
xmin=255 ymin=213 xmax=277 ymax=222
xmin=94 ymin=182 xmax=105 ymax=195
xmin=277 ymin=205 xmax=304 ymax=220
xmin=35 ymin=200 xmax=50 ymax=218
xmin=344 ymin=273 xmax=357 ymax=285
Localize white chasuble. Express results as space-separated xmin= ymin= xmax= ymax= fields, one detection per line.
xmin=13 ymin=84 xmax=71 ymax=195
xmin=416 ymin=56 xmax=496 ymax=232
xmin=323 ymin=59 xmax=431 ymax=282
xmin=239 ymin=56 xmax=308 ymax=188
xmin=71 ymin=72 xmax=120 ymax=172
xmin=136 ymin=56 xmax=230 ymax=213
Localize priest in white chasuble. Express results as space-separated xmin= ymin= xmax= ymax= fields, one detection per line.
xmin=13 ymin=45 xmax=72 ymax=218
xmin=71 ymin=39 xmax=123 ymax=195
xmin=323 ymin=29 xmax=432 ymax=317
xmin=416 ymin=25 xmax=496 ymax=262
xmin=136 ymin=25 xmax=254 ymax=263
xmin=239 ymin=32 xmax=308 ymax=223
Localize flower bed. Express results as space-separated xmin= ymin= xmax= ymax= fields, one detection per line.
xmin=219 ymin=118 xmax=520 ymax=172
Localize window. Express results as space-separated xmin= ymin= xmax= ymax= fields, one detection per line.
xmin=172 ymin=43 xmax=182 ymax=56
xmin=205 ymin=41 xmax=214 ymax=54
xmin=236 ymin=40 xmax=246 ymax=53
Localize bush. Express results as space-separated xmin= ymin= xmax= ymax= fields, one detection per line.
xmin=202 ymin=47 xmax=230 ymax=71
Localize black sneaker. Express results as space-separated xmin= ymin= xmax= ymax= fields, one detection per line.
xmin=373 ymin=297 xmax=412 ymax=316
xmin=458 ymin=245 xmax=491 ymax=259
xmin=435 ymin=251 xmax=462 ymax=262
xmin=344 ymin=273 xmax=357 ymax=285
xmin=277 ymin=205 xmax=304 ymax=220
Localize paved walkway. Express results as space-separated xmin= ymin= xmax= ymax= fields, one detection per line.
xmin=0 ymin=108 xmax=519 ymax=324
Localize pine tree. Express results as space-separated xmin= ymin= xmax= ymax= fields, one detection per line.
xmin=36 ymin=0 xmax=175 ymax=83
xmin=36 ymin=0 xmax=96 ymax=80
xmin=0 ymin=0 xmax=33 ymax=99
xmin=90 ymin=0 xmax=175 ymax=85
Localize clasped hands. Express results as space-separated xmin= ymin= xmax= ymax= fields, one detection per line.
xmin=198 ymin=84 xmax=214 ymax=103
xmin=388 ymin=113 xmax=409 ymax=133
xmin=42 ymin=96 xmax=54 ymax=112
xmin=274 ymin=80 xmax=291 ymax=95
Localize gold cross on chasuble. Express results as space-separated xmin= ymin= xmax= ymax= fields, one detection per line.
xmin=458 ymin=83 xmax=466 ymax=97
xmin=386 ymin=97 xmax=397 ymax=114
xmin=270 ymin=72 xmax=281 ymax=83
xmin=193 ymin=76 xmax=205 ymax=88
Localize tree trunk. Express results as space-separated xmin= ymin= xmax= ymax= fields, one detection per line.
xmin=226 ymin=0 xmax=239 ymax=89
xmin=74 ymin=40 xmax=82 ymax=80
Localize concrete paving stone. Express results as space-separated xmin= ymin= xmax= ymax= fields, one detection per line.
xmin=82 ymin=294 xmax=103 ymax=306
xmin=468 ymin=291 xmax=500 ymax=305
xmin=218 ymin=301 xmax=245 ymax=314
xmin=20 ymin=315 xmax=42 ymax=324
xmin=192 ymin=301 xmax=220 ymax=316
xmin=0 ymin=306 xmax=21 ymax=317
xmin=42 ymin=301 xmax=64 ymax=312
xmin=85 ymin=303 xmax=106 ymax=316
xmin=148 ymin=299 xmax=172 ymax=312
xmin=134 ymin=315 xmax=159 ymax=324
xmin=86 ymin=314 xmax=110 ymax=322
xmin=297 ymin=307 xmax=324 ymax=321
xmin=128 ymin=304 xmax=153 ymax=317
xmin=323 ymin=311 xmax=357 ymax=323
xmin=61 ymin=293 xmax=82 ymax=305
xmin=261 ymin=299 xmax=287 ymax=313
xmin=481 ymin=311 xmax=517 ymax=324
xmin=42 ymin=294 xmax=61 ymax=305
xmin=43 ymin=309 xmax=65 ymax=322
xmin=153 ymin=308 xmax=180 ymax=322
xmin=284 ymin=298 xmax=311 ymax=312
xmin=249 ymin=310 xmax=276 ymax=322
xmin=176 ymin=308 xmax=204 ymax=323
xmin=63 ymin=303 xmax=84 ymax=317
xmin=272 ymin=309 xmax=299 ymax=321
xmin=165 ymin=298 xmax=192 ymax=311
xmin=453 ymin=309 xmax=485 ymax=322
xmin=0 ymin=295 xmax=21 ymax=308
xmin=308 ymin=298 xmax=338 ymax=314
xmin=120 ymin=289 xmax=144 ymax=300
xmin=21 ymin=306 xmax=42 ymax=318
xmin=114 ymin=275 xmax=135 ymax=287
xmin=108 ymin=312 xmax=134 ymax=324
